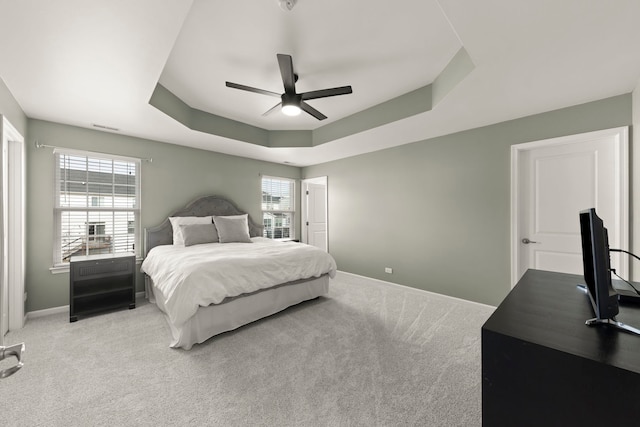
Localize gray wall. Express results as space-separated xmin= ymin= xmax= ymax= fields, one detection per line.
xmin=26 ymin=119 xmax=300 ymax=312
xmin=3 ymin=73 xmax=635 ymax=311
xmin=303 ymin=94 xmax=632 ymax=306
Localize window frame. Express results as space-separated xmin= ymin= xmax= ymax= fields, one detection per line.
xmin=52 ymin=148 xmax=141 ymax=270
xmin=261 ymin=175 xmax=295 ymax=240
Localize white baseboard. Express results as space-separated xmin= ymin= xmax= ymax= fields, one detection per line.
xmin=25 ymin=291 xmax=147 ymax=321
xmin=26 ymin=304 xmax=69 ymax=319
xmin=335 ymin=270 xmax=496 ymax=310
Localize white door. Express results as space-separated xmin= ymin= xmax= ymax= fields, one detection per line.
xmin=1 ymin=133 xmax=8 ymax=340
xmin=512 ymin=127 xmax=628 ymax=286
xmin=302 ymin=177 xmax=328 ymax=252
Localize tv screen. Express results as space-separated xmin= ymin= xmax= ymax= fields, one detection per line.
xmin=579 ymin=208 xmax=619 ymax=320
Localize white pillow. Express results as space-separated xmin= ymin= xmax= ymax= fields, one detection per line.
xmin=213 ymin=214 xmax=252 ymax=243
xmin=169 ymin=216 xmax=213 ymax=245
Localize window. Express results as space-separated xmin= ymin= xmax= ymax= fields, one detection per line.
xmin=54 ymin=150 xmax=141 ymax=266
xmin=261 ymin=176 xmax=295 ymax=239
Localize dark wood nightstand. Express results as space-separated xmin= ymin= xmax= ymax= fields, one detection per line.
xmin=69 ymin=253 xmax=136 ymax=322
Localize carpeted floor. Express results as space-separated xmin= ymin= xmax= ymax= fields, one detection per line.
xmin=1 ymin=274 xmax=494 ymax=426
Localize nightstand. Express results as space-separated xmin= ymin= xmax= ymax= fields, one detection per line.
xmin=69 ymin=253 xmax=136 ymax=322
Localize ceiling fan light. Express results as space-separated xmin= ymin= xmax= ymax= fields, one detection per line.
xmin=282 ymin=104 xmax=301 ymax=116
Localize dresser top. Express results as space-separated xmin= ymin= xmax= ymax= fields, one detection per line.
xmin=483 ymin=269 xmax=640 ymax=374
xmin=69 ymin=252 xmax=135 ymax=263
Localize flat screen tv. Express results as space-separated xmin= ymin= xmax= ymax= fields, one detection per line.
xmin=579 ymin=208 xmax=619 ymax=320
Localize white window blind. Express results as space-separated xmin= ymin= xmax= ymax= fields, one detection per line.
xmin=54 ymin=150 xmax=140 ymax=265
xmin=261 ymin=176 xmax=295 ymax=239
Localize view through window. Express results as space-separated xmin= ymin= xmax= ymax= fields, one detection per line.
xmin=262 ymin=176 xmax=295 ymax=239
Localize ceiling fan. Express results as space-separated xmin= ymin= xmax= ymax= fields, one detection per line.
xmin=225 ymin=54 xmax=353 ymax=121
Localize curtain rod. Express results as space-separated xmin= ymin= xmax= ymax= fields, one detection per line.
xmin=34 ymin=140 xmax=152 ymax=163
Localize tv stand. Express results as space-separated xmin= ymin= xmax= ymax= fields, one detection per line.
xmin=585 ymin=316 xmax=640 ymax=335
xmin=483 ymin=269 xmax=640 ymax=426
xmin=576 ymin=283 xmax=640 ymax=334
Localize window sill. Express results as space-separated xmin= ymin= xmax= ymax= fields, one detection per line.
xmin=50 ymin=265 xmax=69 ymax=274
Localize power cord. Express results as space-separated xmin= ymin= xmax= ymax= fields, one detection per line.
xmin=609 ymin=248 xmax=640 ymax=296
xmin=610 ymin=268 xmax=640 ymax=296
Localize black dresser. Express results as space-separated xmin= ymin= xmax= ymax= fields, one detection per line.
xmin=482 ymin=269 xmax=640 ymax=426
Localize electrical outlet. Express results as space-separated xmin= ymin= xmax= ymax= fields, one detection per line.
xmin=23 ymin=292 xmax=27 ymax=302
xmin=385 ymin=267 xmax=393 ymax=274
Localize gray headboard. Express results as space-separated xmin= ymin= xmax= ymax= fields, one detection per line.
xmin=144 ymin=195 xmax=264 ymax=256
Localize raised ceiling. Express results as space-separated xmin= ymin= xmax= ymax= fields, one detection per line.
xmin=1 ymin=0 xmax=640 ymax=166
xmin=159 ymin=0 xmax=460 ymax=130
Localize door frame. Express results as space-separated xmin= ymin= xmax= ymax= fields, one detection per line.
xmin=1 ymin=116 xmax=25 ymax=334
xmin=301 ymin=176 xmax=328 ymax=251
xmin=510 ymin=126 xmax=629 ymax=287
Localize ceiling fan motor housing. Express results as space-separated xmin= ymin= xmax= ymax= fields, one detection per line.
xmin=282 ymin=93 xmax=302 ymax=107
xmin=281 ymin=93 xmax=302 ymax=116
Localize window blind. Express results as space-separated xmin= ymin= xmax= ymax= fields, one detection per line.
xmin=261 ymin=176 xmax=295 ymax=239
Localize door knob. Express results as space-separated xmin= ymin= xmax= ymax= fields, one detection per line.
xmin=522 ymin=238 xmax=539 ymax=244
xmin=0 ymin=342 xmax=25 ymax=379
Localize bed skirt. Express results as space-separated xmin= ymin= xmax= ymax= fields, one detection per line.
xmin=148 ymin=275 xmax=330 ymax=350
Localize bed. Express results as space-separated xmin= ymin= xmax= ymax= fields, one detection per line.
xmin=141 ymin=195 xmax=336 ymax=349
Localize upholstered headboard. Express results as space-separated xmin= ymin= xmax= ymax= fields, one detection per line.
xmin=144 ymin=195 xmax=263 ymax=256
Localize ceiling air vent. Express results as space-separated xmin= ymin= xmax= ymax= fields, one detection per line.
xmin=91 ymin=123 xmax=120 ymax=132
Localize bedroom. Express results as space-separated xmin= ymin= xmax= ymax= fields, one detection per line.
xmin=1 ymin=0 xmax=640 ymax=425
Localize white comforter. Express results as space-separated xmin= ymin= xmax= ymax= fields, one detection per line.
xmin=140 ymin=237 xmax=337 ymax=328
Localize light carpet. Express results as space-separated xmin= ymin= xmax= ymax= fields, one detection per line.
xmin=0 ymin=274 xmax=494 ymax=426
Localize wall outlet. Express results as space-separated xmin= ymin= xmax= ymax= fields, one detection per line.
xmin=385 ymin=267 xmax=393 ymax=274
xmin=23 ymin=292 xmax=27 ymax=302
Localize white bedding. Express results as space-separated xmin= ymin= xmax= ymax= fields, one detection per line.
xmin=140 ymin=237 xmax=337 ymax=329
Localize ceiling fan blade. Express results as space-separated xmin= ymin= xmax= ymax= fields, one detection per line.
xmin=262 ymin=102 xmax=282 ymax=116
xmin=225 ymin=81 xmax=280 ymax=97
xmin=277 ymin=54 xmax=297 ymax=94
xmin=301 ymin=86 xmax=353 ymax=101
xmin=300 ymin=101 xmax=327 ymax=121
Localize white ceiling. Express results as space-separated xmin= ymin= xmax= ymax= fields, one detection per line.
xmin=1 ymin=0 xmax=640 ymax=166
